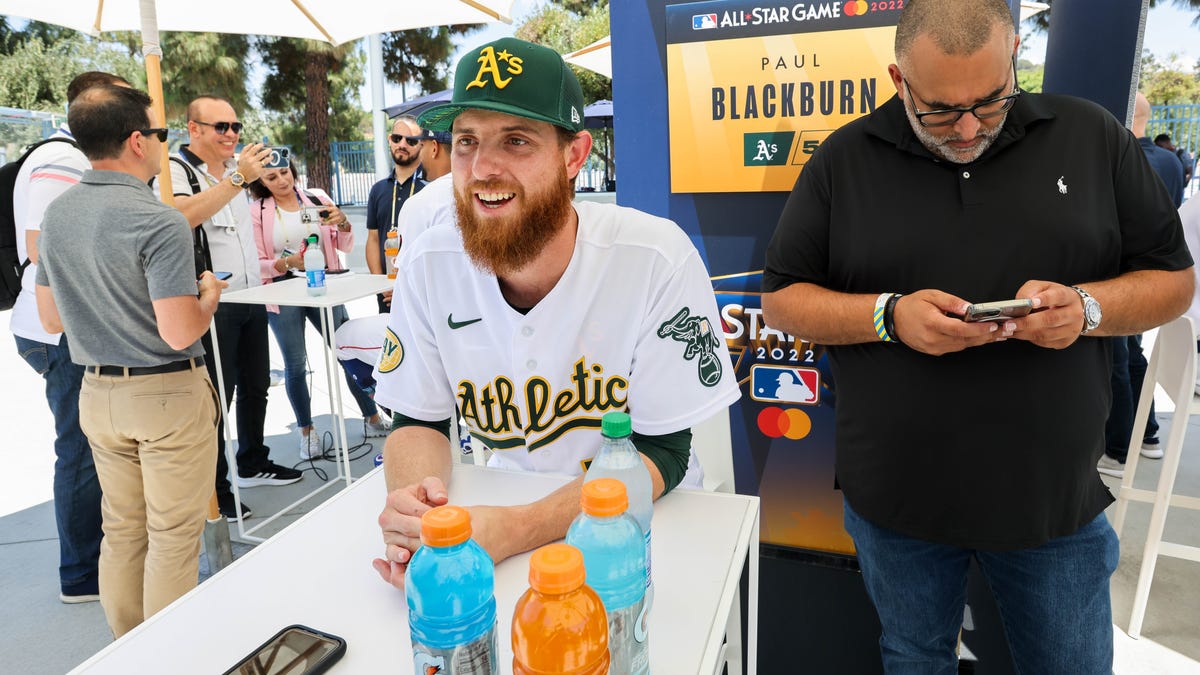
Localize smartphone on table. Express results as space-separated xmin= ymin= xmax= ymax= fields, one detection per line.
xmin=222 ymin=624 xmax=345 ymax=675
xmin=962 ymin=299 xmax=1034 ymax=322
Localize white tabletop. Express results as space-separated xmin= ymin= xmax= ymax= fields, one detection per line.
xmin=219 ymin=274 xmax=394 ymax=309
xmin=71 ymin=465 xmax=759 ymax=674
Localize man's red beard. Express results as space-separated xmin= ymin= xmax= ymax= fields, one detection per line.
xmin=455 ymin=166 xmax=574 ymax=276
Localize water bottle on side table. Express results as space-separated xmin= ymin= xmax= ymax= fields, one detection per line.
xmin=566 ymin=478 xmax=650 ymax=674
xmin=303 ymin=234 xmax=326 ymax=296
xmin=512 ymin=543 xmax=609 ymax=675
xmin=385 ymin=228 xmax=400 ymax=280
xmin=406 ymin=506 xmax=499 ymax=674
xmin=584 ymin=411 xmax=654 ymax=617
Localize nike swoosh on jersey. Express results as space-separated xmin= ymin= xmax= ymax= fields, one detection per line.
xmin=447 ymin=314 xmax=483 ymax=330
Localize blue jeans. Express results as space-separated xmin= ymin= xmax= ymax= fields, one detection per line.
xmin=1106 ymin=334 xmax=1159 ymax=462
xmin=267 ymin=304 xmax=377 ymax=428
xmin=844 ymin=500 xmax=1118 ymax=675
xmin=15 ymin=334 xmax=102 ymax=589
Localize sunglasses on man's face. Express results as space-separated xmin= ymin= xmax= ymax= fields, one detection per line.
xmin=389 ymin=134 xmax=423 ymax=147
xmin=195 ymin=120 xmax=243 ymax=135
xmin=130 ymin=128 xmax=169 ymax=142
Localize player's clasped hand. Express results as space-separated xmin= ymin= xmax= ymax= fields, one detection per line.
xmin=372 ymin=477 xmax=448 ymax=588
xmin=892 ymin=289 xmax=1003 ymax=356
xmin=1007 ymin=280 xmax=1086 ymax=349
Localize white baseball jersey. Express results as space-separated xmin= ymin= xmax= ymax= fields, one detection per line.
xmin=374 ymin=200 xmax=740 ymax=477
xmin=397 ymin=172 xmax=454 ymax=249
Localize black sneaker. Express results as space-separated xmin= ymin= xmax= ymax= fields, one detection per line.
xmin=236 ymin=461 xmax=303 ymax=488
xmin=218 ymin=497 xmax=253 ymax=523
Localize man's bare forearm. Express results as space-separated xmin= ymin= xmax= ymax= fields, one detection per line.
xmin=383 ymin=425 xmax=453 ymax=492
xmin=1082 ymin=268 xmax=1194 ymax=336
xmin=174 ymin=180 xmax=242 ymax=228
xmin=762 ymin=282 xmax=881 ymax=345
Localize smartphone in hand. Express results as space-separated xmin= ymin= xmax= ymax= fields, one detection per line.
xmin=963 ymin=299 xmax=1034 ymax=322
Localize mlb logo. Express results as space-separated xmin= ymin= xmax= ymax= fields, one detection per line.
xmin=693 ymin=13 xmax=717 ymax=29
xmin=750 ymin=365 xmax=820 ymax=405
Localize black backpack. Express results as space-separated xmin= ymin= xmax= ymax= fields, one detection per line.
xmin=0 ymin=137 xmax=79 ymax=311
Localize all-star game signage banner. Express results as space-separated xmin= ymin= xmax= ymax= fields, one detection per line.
xmin=666 ymin=0 xmax=902 ymax=193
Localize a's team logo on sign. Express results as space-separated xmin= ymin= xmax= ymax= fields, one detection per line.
xmin=744 ymin=132 xmax=795 ymax=166
xmin=750 ymin=364 xmax=820 ymax=405
xmin=693 ymin=13 xmax=718 ymax=29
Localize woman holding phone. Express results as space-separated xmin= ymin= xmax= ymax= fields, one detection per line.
xmin=249 ymin=163 xmax=390 ymax=460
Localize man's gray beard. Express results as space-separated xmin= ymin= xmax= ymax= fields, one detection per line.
xmin=904 ymin=104 xmax=1005 ymax=164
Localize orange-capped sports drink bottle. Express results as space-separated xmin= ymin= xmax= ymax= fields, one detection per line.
xmin=512 ymin=543 xmax=609 ymax=675
xmin=384 ymin=228 xmax=400 ymax=279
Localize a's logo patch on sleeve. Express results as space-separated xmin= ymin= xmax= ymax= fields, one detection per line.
xmin=378 ymin=328 xmax=404 ymax=373
xmin=657 ymin=307 xmax=723 ymax=387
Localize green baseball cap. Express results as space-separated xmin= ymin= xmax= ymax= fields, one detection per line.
xmin=419 ymin=37 xmax=585 ymax=134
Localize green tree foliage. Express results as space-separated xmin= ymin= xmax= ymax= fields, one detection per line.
xmin=1140 ymin=51 xmax=1200 ymax=104
xmin=1016 ymin=58 xmax=1044 ymax=93
xmin=0 ymin=25 xmax=143 ymax=112
xmin=383 ymin=25 xmax=483 ymax=96
xmin=515 ymin=2 xmax=611 ymax=105
xmin=156 ymin=33 xmax=251 ymax=122
xmin=258 ymin=37 xmax=368 ymax=192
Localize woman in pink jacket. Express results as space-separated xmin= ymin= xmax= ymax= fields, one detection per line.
xmin=249 ymin=165 xmax=390 ymax=461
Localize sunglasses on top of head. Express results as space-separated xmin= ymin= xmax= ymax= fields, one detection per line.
xmin=194 ymin=120 xmax=244 ymax=135
xmin=389 ymin=134 xmax=423 ymax=146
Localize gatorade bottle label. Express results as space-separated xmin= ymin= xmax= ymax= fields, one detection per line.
xmin=306 ymin=269 xmax=326 ymax=289
xmin=412 ymin=625 xmax=499 ymax=675
xmin=609 ymin=596 xmax=650 ymax=675
xmin=644 ymin=528 xmax=653 ymax=589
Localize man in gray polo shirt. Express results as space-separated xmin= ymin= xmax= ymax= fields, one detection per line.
xmin=35 ymin=85 xmax=226 ymax=638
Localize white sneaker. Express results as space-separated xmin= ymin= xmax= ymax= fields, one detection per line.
xmin=1097 ymin=454 xmax=1125 ymax=478
xmin=1140 ymin=441 xmax=1164 ymax=459
xmin=364 ymin=417 xmax=391 ymax=438
xmin=299 ymin=432 xmax=323 ymax=461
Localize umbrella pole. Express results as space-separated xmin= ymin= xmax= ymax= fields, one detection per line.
xmin=145 ymin=53 xmax=175 ymax=201
xmin=140 ymin=0 xmax=231 ymax=571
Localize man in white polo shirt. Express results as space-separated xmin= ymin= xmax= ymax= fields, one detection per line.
xmin=167 ymin=95 xmax=300 ymax=521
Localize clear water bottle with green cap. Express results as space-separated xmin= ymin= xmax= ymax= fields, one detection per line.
xmin=584 ymin=411 xmax=653 ymax=635
xmin=303 ymin=234 xmax=326 ymax=296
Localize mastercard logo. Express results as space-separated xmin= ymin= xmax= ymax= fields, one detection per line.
xmin=757 ymin=406 xmax=813 ymax=440
xmin=843 ymin=1 xmax=869 ymax=16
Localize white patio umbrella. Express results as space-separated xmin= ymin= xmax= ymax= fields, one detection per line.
xmin=0 ymin=0 xmax=515 ymax=194
xmin=565 ymin=35 xmax=611 ymax=79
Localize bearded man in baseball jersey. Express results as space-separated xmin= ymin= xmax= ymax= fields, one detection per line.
xmin=372 ymin=38 xmax=739 ymax=585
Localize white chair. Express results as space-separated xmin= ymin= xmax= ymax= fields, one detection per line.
xmin=691 ymin=409 xmax=747 ymax=675
xmin=1111 ymin=316 xmax=1200 ymax=638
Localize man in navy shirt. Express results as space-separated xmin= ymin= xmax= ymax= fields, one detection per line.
xmin=365 ymin=116 xmax=425 ymax=312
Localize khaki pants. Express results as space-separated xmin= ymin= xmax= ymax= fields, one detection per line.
xmin=80 ymin=365 xmax=218 ymax=638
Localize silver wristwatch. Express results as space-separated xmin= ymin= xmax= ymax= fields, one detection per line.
xmin=1071 ymin=286 xmax=1102 ymax=334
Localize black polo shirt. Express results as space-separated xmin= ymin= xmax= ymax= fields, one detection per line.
xmin=365 ymin=170 xmax=425 ymax=266
xmin=764 ymin=92 xmax=1191 ymax=550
